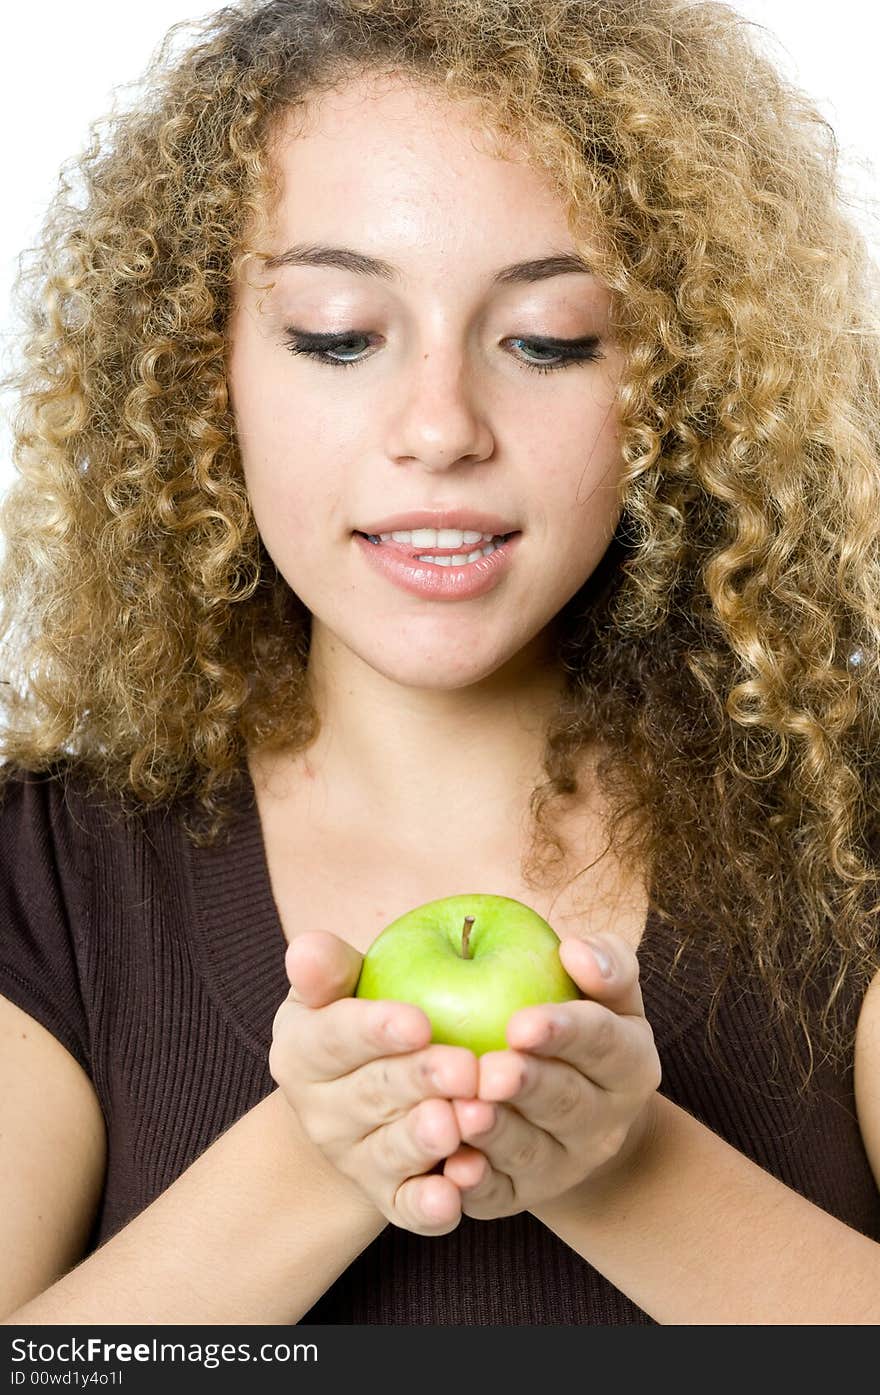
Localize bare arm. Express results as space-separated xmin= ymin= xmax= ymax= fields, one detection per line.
xmin=0 ymin=998 xmax=106 ymax=1315
xmin=436 ymin=933 xmax=880 ymax=1324
xmin=531 ymin=1092 xmax=880 ymax=1325
xmin=0 ymin=998 xmax=386 ymax=1326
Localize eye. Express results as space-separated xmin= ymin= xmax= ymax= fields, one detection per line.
xmin=283 ymin=331 xmax=374 ymax=368
xmin=506 ymin=336 xmax=605 ymax=374
xmin=282 ymin=329 xmax=604 ymax=374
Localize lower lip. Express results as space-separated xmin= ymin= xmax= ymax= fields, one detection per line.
xmin=353 ymin=532 xmax=522 ymax=600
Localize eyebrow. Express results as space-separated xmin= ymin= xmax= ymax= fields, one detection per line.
xmin=261 ymin=243 xmax=593 ymax=285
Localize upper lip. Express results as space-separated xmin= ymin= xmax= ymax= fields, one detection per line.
xmin=355 ymin=510 xmax=520 ymax=536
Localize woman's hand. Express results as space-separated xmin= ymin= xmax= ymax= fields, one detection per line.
xmin=441 ymin=933 xmax=662 ymax=1220
xmin=269 ymin=931 xmax=493 ymax=1236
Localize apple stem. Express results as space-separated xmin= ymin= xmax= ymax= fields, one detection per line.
xmin=461 ymin=915 xmax=475 ymax=959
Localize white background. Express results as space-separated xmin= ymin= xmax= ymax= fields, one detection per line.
xmin=1 ymin=0 xmax=878 ymax=495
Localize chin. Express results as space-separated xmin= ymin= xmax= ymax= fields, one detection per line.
xmin=361 ymin=646 xmax=509 ymax=692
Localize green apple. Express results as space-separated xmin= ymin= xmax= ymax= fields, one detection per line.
xmin=354 ymin=892 xmax=582 ymax=1055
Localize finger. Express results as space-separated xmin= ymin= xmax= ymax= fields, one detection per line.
xmin=476 ymin=1047 xmax=595 ymax=1142
xmin=443 ymin=1141 xmax=514 ymax=1217
xmin=344 ymin=1045 xmax=480 ymax=1129
xmin=457 ymin=1091 xmax=558 ymax=1162
xmin=271 ymin=992 xmax=433 ymax=1082
xmin=395 ymin=1172 xmax=463 ymax=1235
xmin=357 ymin=1095 xmax=464 ymax=1227
xmin=442 ymin=1142 xmax=491 ymax=1192
xmin=285 ymin=931 xmax=364 ymax=1006
xmin=450 ymin=1097 xmax=496 ymax=1138
xmin=445 ymin=1105 xmax=534 ymax=1219
xmin=492 ymin=1003 xmax=660 ymax=1098
xmin=365 ymin=1094 xmax=461 ymax=1176
xmin=557 ymin=932 xmax=647 ymax=1017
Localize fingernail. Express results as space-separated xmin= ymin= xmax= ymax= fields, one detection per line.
xmin=584 ymin=936 xmax=613 ymax=978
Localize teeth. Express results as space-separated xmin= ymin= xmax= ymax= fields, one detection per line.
xmin=360 ymin=526 xmax=514 ymax=564
xmin=416 ymin=541 xmax=500 ymax=565
xmin=384 ymin=528 xmax=495 ymax=548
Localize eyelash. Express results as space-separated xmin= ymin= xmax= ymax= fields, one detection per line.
xmin=282 ymin=330 xmax=604 ymax=375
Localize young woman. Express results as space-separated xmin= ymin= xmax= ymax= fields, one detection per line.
xmin=0 ymin=0 xmax=878 ymax=1324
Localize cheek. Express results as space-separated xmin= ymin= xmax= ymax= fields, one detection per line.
xmin=244 ymin=454 xmax=336 ymax=548
xmin=536 ymin=419 xmax=624 ymax=583
xmin=538 ymin=404 xmax=623 ymax=514
xmin=238 ymin=426 xmax=347 ymax=575
xmin=229 ymin=370 xmax=318 ymax=519
xmin=227 ymin=320 xmax=351 ymax=568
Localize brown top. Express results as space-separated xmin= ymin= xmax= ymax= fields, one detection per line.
xmin=1 ymin=760 xmax=877 ymax=1324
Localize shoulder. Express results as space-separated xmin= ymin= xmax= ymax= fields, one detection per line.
xmin=0 ymin=757 xmax=155 ymax=958
xmin=0 ymin=758 xmax=153 ymax=846
xmin=0 ymin=763 xmax=99 ymax=1076
xmin=854 ymin=966 xmax=880 ymax=1190
xmin=0 ymin=759 xmax=90 ymax=864
xmin=0 ymin=758 xmax=88 ymax=814
xmin=0 ymin=759 xmax=119 ymax=877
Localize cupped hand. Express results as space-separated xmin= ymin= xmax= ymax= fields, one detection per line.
xmin=269 ymin=931 xmax=494 ymax=1236
xmin=441 ymin=933 xmax=662 ymax=1220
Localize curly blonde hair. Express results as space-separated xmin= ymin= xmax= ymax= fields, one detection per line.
xmin=2 ymin=0 xmax=879 ymax=1086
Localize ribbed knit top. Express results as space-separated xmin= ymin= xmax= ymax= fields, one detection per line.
xmin=1 ymin=760 xmax=877 ymax=1324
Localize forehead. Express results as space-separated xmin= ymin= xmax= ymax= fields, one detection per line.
xmin=263 ymin=71 xmax=580 ymax=273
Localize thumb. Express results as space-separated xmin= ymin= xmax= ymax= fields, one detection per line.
xmin=284 ymin=930 xmax=364 ymax=1007
xmin=558 ymin=932 xmax=647 ymax=1018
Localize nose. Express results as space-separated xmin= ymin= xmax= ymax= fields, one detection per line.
xmin=384 ymin=346 xmax=495 ymax=473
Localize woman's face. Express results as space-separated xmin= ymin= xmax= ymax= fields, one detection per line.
xmin=228 ymin=70 xmax=626 ymax=692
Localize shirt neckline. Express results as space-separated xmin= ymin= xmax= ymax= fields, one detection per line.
xmin=186 ymin=755 xmax=708 ymax=1063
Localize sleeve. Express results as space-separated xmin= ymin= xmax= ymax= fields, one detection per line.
xmin=0 ymin=765 xmax=92 ymax=1075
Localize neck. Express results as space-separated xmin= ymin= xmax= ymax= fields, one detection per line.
xmin=273 ymin=619 xmax=575 ymax=862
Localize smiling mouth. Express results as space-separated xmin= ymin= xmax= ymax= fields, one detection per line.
xmin=354 ymin=530 xmax=518 ymax=563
